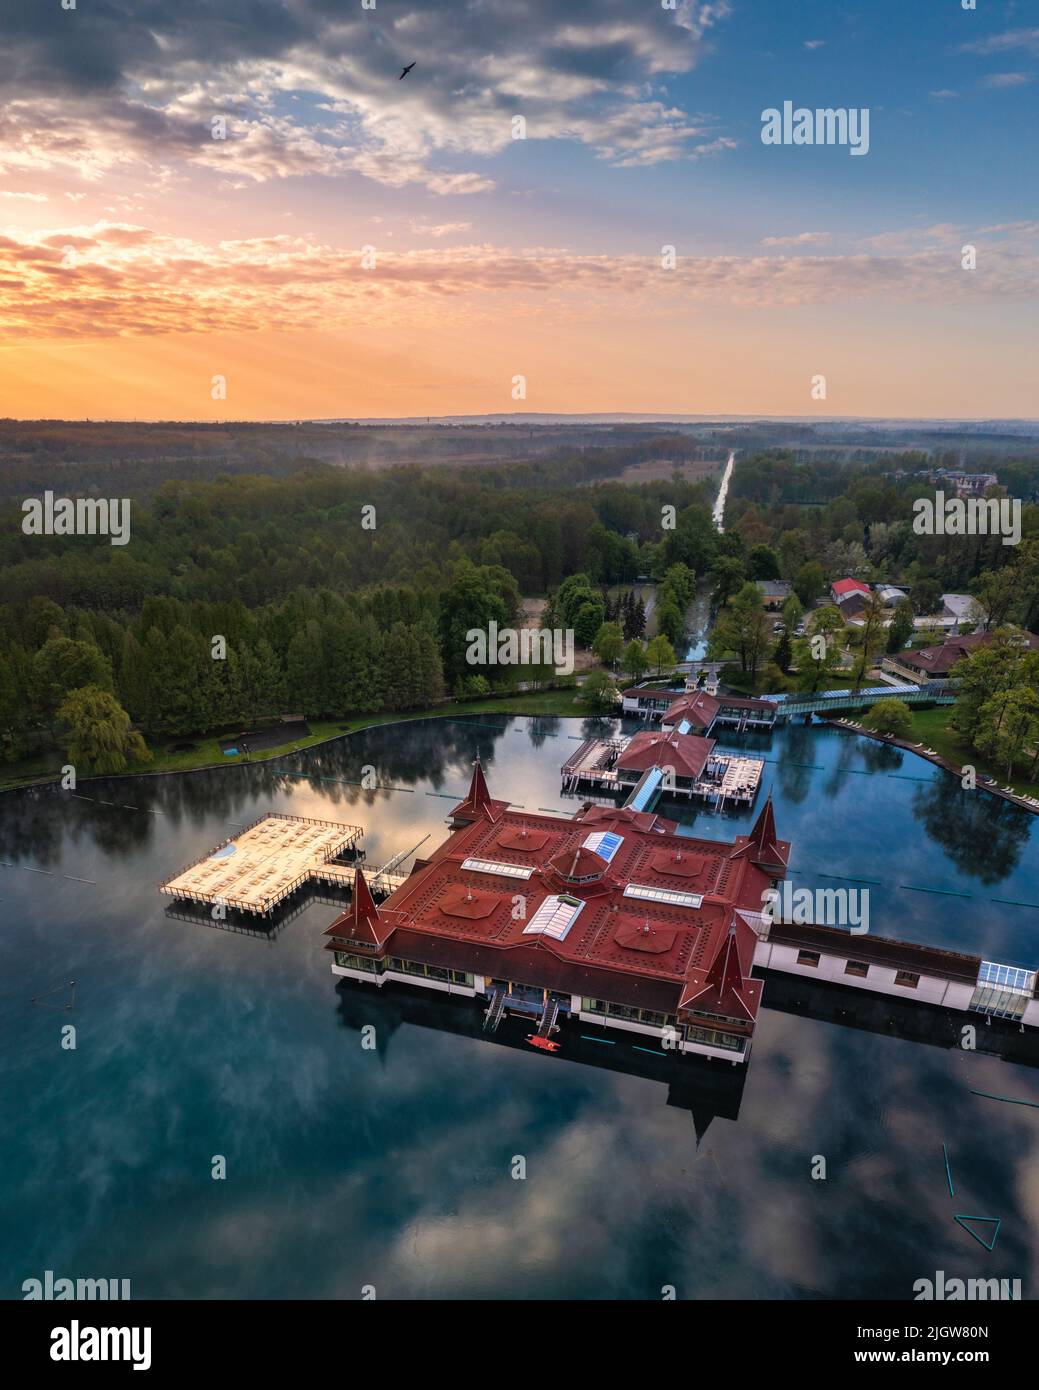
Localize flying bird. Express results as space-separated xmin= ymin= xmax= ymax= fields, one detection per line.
xmin=399 ymin=62 xmax=416 ymax=80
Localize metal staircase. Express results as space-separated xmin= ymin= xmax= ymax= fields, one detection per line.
xmin=483 ymin=988 xmax=507 ymax=1032
xmin=536 ymin=998 xmax=560 ymax=1039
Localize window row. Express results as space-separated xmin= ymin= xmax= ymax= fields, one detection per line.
xmin=333 ymin=952 xmax=473 ymax=987
xmin=795 ymin=950 xmax=920 ymax=988
xmin=684 ymin=1025 xmax=745 ymax=1053
xmin=581 ymin=998 xmax=674 ymax=1028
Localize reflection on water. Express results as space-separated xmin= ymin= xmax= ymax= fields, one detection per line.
xmin=1 ymin=714 xmax=1037 ymax=1299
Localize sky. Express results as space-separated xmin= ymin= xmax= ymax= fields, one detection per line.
xmin=0 ymin=0 xmax=1036 ymax=420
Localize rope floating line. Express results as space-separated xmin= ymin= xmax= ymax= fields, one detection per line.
xmin=970 ymin=1089 xmax=1039 ymax=1109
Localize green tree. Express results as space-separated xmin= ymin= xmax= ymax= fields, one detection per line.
xmin=645 ymin=634 xmax=677 ymax=676
xmin=793 ymin=560 xmax=825 ymax=606
xmin=573 ymin=599 xmax=606 ymax=648
xmin=621 ymin=640 xmax=647 ymax=682
xmin=655 ymin=600 xmax=685 ymax=647
xmin=380 ymin=623 xmax=422 ymax=709
xmin=32 ymin=637 xmax=112 ymax=723
xmin=849 ymin=591 xmax=888 ymax=693
xmin=57 ymin=685 xmax=150 ymax=774
xmin=792 ymin=607 xmax=845 ymax=693
xmin=912 ymin=578 xmax=943 ymax=616
xmin=886 ymin=599 xmax=914 ymax=653
xmin=710 ymin=555 xmax=746 ymax=606
xmin=863 ymin=698 xmax=913 ymax=737
xmin=748 ymin=544 xmax=781 ymax=580
xmin=580 ymin=670 xmax=620 ymax=713
xmin=950 ymin=633 xmax=1038 ymax=746
xmin=713 ymin=582 xmax=772 ymax=677
xmin=972 ymin=565 xmax=1020 ymax=631
xmin=976 ymin=685 xmax=1039 ymax=781
xmin=781 ymin=593 xmax=804 ymax=633
xmin=439 ymin=562 xmax=518 ymax=685
xmin=592 ymin=621 xmax=624 ymax=667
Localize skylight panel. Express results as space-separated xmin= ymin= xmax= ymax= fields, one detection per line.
xmin=979 ymin=960 xmax=1035 ymax=995
xmin=581 ymin=830 xmax=623 ymax=863
xmin=461 ymin=858 xmax=534 ymax=880
xmin=623 ymin=883 xmax=703 ymax=910
xmin=522 ymin=893 xmax=585 ymax=941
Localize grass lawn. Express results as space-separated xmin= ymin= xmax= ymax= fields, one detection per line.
xmin=0 ymin=686 xmax=592 ymax=792
xmin=901 ymin=706 xmax=1039 ymax=802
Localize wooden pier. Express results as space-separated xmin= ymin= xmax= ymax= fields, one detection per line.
xmin=159 ymin=812 xmax=364 ymax=916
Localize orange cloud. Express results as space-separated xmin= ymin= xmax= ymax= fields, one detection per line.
xmin=1 ymin=221 xmax=1037 ymax=344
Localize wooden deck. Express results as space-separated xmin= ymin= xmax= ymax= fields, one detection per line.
xmin=159 ymin=812 xmax=364 ymax=915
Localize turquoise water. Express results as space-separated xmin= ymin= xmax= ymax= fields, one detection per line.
xmin=2 ymin=715 xmax=1037 ymax=1299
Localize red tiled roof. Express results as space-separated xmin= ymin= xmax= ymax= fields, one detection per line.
xmin=679 ymin=913 xmax=761 ymax=1021
xmin=324 ymin=866 xmax=388 ymax=948
xmin=831 ymin=578 xmax=870 ymax=597
xmin=330 ymin=765 xmax=782 ymax=1028
xmin=573 ymin=803 xmax=679 ymax=834
xmin=899 ymin=630 xmax=1039 ymax=677
xmin=661 ymin=691 xmax=720 ymax=730
xmin=547 ymin=844 xmax=610 ymax=880
xmin=617 ymin=730 xmax=714 ymax=780
xmin=729 ymin=794 xmax=790 ymax=875
xmin=450 ymin=757 xmax=509 ymax=824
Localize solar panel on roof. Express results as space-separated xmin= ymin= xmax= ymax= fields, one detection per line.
xmin=522 ymin=894 xmax=585 ymax=941
xmin=461 ymin=858 xmax=534 ymax=880
xmin=581 ymin=830 xmax=623 ymax=863
xmin=624 ymin=883 xmax=704 ymax=910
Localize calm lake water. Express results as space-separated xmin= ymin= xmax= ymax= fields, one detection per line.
xmin=2 ymin=714 xmax=1038 ymax=1300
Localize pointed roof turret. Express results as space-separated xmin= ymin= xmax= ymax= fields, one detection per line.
xmin=466 ymin=755 xmax=492 ymax=810
xmin=324 ymin=865 xmax=387 ymax=949
xmin=729 ymin=791 xmax=790 ymax=875
xmin=450 ymin=755 xmax=507 ymax=824
xmin=679 ymin=913 xmax=760 ymax=1021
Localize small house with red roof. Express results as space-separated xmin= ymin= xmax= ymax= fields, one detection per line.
xmin=830 ymin=577 xmax=871 ymax=605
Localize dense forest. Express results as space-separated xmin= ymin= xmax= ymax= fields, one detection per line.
xmin=3 ymin=438 xmax=1037 ymax=780
xmin=0 ymin=458 xmax=721 ymax=770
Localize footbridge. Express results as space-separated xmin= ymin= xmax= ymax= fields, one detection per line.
xmin=764 ymin=681 xmax=957 ymax=720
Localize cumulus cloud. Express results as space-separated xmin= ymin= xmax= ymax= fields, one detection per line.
xmin=2 ymin=220 xmax=1035 ymax=343
xmin=980 ymin=72 xmax=1031 ymax=89
xmin=0 ymin=1 xmax=733 ymax=194
xmin=960 ymin=28 xmax=1039 ymax=56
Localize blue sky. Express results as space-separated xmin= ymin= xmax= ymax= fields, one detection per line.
xmin=1 ymin=0 xmax=1036 ymax=417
